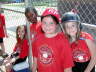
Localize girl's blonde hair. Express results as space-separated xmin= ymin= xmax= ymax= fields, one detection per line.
xmin=63 ymin=22 xmax=81 ymax=41
xmin=61 ymin=12 xmax=81 ymax=41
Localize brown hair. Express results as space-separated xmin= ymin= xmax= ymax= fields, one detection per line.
xmin=16 ymin=25 xmax=27 ymax=43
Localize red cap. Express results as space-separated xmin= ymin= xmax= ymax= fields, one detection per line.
xmin=42 ymin=8 xmax=60 ymax=22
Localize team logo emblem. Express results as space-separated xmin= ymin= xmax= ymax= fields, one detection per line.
xmin=39 ymin=45 xmax=53 ymax=64
xmin=72 ymin=48 xmax=90 ymax=62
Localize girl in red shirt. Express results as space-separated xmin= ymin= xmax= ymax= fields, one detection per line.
xmin=3 ymin=25 xmax=29 ymax=72
xmin=0 ymin=10 xmax=8 ymax=55
xmin=61 ymin=12 xmax=96 ymax=72
xmin=25 ymin=7 xmax=41 ymax=42
xmin=32 ymin=8 xmax=73 ymax=72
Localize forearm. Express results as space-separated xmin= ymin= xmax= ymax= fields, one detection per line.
xmin=85 ymin=39 xmax=96 ymax=72
xmin=64 ymin=67 xmax=72 ymax=72
xmin=4 ymin=26 xmax=8 ymax=36
xmin=32 ymin=57 xmax=37 ymax=72
xmin=85 ymin=57 xmax=96 ymax=72
xmin=32 ymin=63 xmax=37 ymax=72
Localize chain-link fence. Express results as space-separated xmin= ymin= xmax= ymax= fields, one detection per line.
xmin=58 ymin=0 xmax=96 ymax=40
xmin=58 ymin=0 xmax=96 ymax=24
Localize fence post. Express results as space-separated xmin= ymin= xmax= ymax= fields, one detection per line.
xmin=26 ymin=20 xmax=33 ymax=72
xmin=25 ymin=0 xmax=33 ymax=71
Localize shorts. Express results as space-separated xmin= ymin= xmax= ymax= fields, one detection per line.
xmin=0 ymin=38 xmax=3 ymax=43
xmin=72 ymin=61 xmax=95 ymax=72
xmin=12 ymin=68 xmax=30 ymax=72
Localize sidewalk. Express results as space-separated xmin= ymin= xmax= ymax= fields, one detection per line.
xmin=4 ymin=30 xmax=16 ymax=55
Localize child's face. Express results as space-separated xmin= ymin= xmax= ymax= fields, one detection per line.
xmin=41 ymin=16 xmax=57 ymax=34
xmin=65 ymin=22 xmax=77 ymax=37
xmin=18 ymin=27 xmax=25 ymax=39
xmin=26 ymin=12 xmax=37 ymax=24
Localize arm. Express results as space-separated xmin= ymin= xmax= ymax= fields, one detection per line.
xmin=3 ymin=53 xmax=19 ymax=66
xmin=2 ymin=15 xmax=8 ymax=37
xmin=32 ymin=57 xmax=37 ymax=72
xmin=3 ymin=24 xmax=8 ymax=37
xmin=64 ymin=67 xmax=72 ymax=72
xmin=84 ymin=39 xmax=96 ymax=72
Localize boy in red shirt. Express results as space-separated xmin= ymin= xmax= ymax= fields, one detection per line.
xmin=0 ymin=7 xmax=8 ymax=55
xmin=32 ymin=8 xmax=73 ymax=72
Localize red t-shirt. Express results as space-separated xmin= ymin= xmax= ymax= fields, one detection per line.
xmin=13 ymin=39 xmax=29 ymax=58
xmin=71 ymin=38 xmax=91 ymax=62
xmin=0 ymin=14 xmax=5 ymax=38
xmin=32 ymin=33 xmax=73 ymax=72
xmin=30 ymin=21 xmax=42 ymax=42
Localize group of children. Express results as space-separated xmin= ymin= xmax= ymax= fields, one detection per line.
xmin=0 ymin=6 xmax=96 ymax=72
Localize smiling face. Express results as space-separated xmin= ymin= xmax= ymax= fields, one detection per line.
xmin=41 ymin=16 xmax=57 ymax=35
xmin=26 ymin=11 xmax=37 ymax=24
xmin=17 ymin=26 xmax=25 ymax=40
xmin=64 ymin=21 xmax=78 ymax=37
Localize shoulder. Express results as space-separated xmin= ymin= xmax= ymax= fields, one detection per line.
xmin=36 ymin=21 xmax=41 ymax=29
xmin=57 ymin=32 xmax=70 ymax=45
xmin=56 ymin=32 xmax=67 ymax=39
xmin=0 ymin=14 xmax=4 ymax=18
xmin=80 ymin=32 xmax=94 ymax=40
xmin=80 ymin=32 xmax=95 ymax=48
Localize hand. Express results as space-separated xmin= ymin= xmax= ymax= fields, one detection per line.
xmin=3 ymin=58 xmax=11 ymax=65
xmin=5 ymin=63 xmax=12 ymax=72
xmin=84 ymin=69 xmax=90 ymax=72
xmin=6 ymin=34 xmax=8 ymax=38
xmin=10 ymin=58 xmax=16 ymax=63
